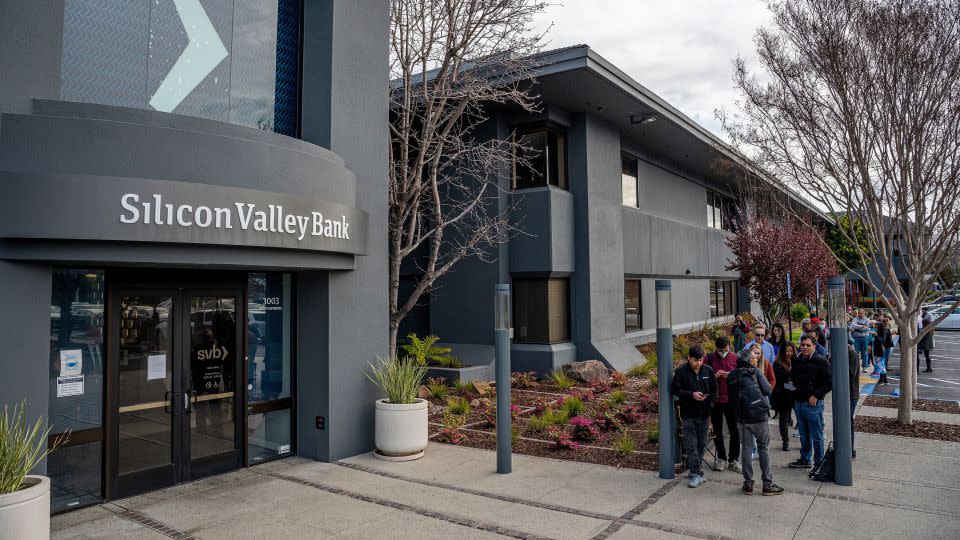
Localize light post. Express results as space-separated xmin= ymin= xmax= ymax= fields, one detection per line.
xmin=494 ymin=284 xmax=512 ymax=474
xmin=656 ymin=280 xmax=675 ymax=479
xmin=827 ymin=277 xmax=853 ymax=485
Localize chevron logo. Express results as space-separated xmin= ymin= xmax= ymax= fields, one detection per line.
xmin=148 ymin=0 xmax=228 ymax=113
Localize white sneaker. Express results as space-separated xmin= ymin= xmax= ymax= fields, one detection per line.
xmin=711 ymin=459 xmax=728 ymax=472
xmin=729 ymin=459 xmax=742 ymax=473
xmin=687 ymin=474 xmax=705 ymax=488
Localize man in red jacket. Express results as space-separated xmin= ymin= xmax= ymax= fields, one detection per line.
xmin=706 ymin=337 xmax=741 ymax=472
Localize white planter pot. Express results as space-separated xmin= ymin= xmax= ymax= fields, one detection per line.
xmin=374 ymin=398 xmax=428 ymax=461
xmin=0 ymin=475 xmax=50 ymax=540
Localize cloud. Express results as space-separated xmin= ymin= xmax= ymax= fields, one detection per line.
xmin=532 ymin=0 xmax=771 ymax=138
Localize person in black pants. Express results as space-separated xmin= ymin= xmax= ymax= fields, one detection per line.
xmin=771 ymin=342 xmax=797 ymax=451
xmin=671 ymin=346 xmax=718 ymax=488
xmin=918 ymin=309 xmax=935 ymax=373
xmin=706 ymin=337 xmax=741 ymax=472
xmin=848 ymin=343 xmax=861 ymax=459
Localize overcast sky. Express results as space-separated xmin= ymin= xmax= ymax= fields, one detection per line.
xmin=531 ymin=0 xmax=772 ymax=139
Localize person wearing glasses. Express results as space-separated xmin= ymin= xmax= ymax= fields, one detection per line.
xmin=789 ymin=335 xmax=832 ymax=469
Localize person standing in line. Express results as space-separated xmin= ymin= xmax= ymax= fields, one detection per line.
xmin=671 ymin=346 xmax=718 ymax=488
xmin=805 ymin=328 xmax=829 ymax=358
xmin=918 ymin=308 xmax=935 ymax=373
xmin=873 ymin=318 xmax=890 ymax=385
xmin=732 ymin=314 xmax=750 ymax=353
xmin=771 ymin=342 xmax=798 ymax=451
xmin=730 ymin=344 xmax=784 ymax=496
xmin=789 ymin=335 xmax=833 ymax=469
xmin=706 ymin=337 xmax=741 ymax=473
xmin=741 ymin=324 xmax=776 ymax=370
xmin=848 ymin=342 xmax=861 ymax=459
xmin=850 ymin=308 xmax=872 ymax=372
xmin=770 ymin=322 xmax=788 ymax=357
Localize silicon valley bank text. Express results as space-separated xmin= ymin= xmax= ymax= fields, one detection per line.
xmin=119 ymin=193 xmax=350 ymax=241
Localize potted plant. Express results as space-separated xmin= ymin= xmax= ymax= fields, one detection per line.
xmin=367 ymin=356 xmax=428 ymax=461
xmin=1 ymin=400 xmax=67 ymax=540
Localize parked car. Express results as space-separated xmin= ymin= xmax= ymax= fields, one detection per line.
xmin=931 ymin=306 xmax=960 ymax=330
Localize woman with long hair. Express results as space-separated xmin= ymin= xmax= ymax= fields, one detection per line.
xmin=873 ymin=319 xmax=889 ymax=385
xmin=771 ymin=342 xmax=797 ymax=451
xmin=770 ymin=322 xmax=788 ymax=357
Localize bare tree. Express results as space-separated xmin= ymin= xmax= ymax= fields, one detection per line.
xmin=388 ymin=0 xmax=547 ymax=355
xmin=721 ymin=0 xmax=960 ymax=424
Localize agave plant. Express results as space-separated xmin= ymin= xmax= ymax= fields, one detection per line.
xmin=1 ymin=400 xmax=68 ymax=494
xmin=401 ymin=333 xmax=456 ymax=366
xmin=366 ymin=356 xmax=427 ymax=404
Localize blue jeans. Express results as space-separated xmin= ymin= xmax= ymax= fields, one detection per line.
xmin=850 ymin=397 xmax=858 ymax=458
xmin=795 ymin=400 xmax=826 ymax=464
xmin=853 ymin=336 xmax=869 ymax=368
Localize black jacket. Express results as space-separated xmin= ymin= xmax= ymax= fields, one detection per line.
xmin=671 ymin=362 xmax=717 ymax=419
xmin=771 ymin=360 xmax=794 ymax=413
xmin=848 ymin=345 xmax=860 ymax=397
xmin=791 ymin=352 xmax=832 ymax=402
xmin=729 ymin=357 xmax=772 ymax=424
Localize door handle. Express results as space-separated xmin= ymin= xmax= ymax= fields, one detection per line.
xmin=165 ymin=391 xmax=179 ymax=414
xmin=185 ymin=390 xmax=197 ymax=413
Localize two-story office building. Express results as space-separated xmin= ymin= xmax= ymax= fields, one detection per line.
xmin=0 ymin=0 xmax=387 ymax=512
xmin=400 ymin=46 xmax=795 ymax=374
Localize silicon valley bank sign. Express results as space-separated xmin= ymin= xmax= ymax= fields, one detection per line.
xmin=0 ymin=173 xmax=368 ymax=255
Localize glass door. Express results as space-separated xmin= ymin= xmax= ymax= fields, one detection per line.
xmin=184 ymin=292 xmax=242 ymax=478
xmin=114 ymin=292 xmax=179 ymax=497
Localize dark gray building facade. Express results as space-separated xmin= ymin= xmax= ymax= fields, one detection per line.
xmin=401 ymin=46 xmax=761 ymax=374
xmin=0 ymin=0 xmax=388 ymax=512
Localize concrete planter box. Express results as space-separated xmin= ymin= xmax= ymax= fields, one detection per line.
xmin=424 ymin=363 xmax=494 ymax=384
xmin=374 ymin=398 xmax=428 ymax=461
xmin=0 ymin=475 xmax=50 ymax=540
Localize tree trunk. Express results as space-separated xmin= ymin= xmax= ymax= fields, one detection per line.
xmin=388 ymin=323 xmax=399 ymax=361
xmin=897 ymin=322 xmax=916 ymax=425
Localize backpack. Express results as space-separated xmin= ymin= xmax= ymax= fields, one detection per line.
xmin=809 ymin=442 xmax=836 ymax=482
xmin=733 ymin=366 xmax=770 ymax=421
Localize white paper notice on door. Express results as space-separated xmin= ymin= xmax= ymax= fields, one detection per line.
xmin=57 ymin=375 xmax=84 ymax=397
xmin=59 ymin=349 xmax=83 ymax=376
xmin=147 ymin=354 xmax=167 ymax=380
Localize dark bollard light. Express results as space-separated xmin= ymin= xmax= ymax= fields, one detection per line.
xmin=655 ymin=280 xmax=675 ymax=480
xmin=827 ymin=277 xmax=853 ymax=486
xmin=494 ymin=284 xmax=512 ymax=474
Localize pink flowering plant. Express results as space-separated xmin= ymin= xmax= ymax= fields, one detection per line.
xmin=568 ymin=416 xmax=600 ymax=442
xmin=436 ymin=428 xmax=467 ymax=445
xmin=547 ymin=426 xmax=580 ymax=450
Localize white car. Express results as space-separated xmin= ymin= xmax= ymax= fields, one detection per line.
xmin=930 ymin=306 xmax=960 ymax=330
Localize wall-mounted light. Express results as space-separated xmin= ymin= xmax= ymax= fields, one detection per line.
xmin=685 ymin=269 xmax=691 ymax=275
xmin=630 ymin=114 xmax=657 ymax=125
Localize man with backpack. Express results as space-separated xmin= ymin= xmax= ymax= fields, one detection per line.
xmin=671 ymin=346 xmax=718 ymax=488
xmin=730 ymin=344 xmax=784 ymax=496
xmin=706 ymin=337 xmax=741 ymax=473
xmin=789 ymin=335 xmax=833 ymax=469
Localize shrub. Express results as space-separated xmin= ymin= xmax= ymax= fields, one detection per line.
xmin=426 ymin=377 xmax=448 ymax=399
xmin=627 ymin=360 xmax=655 ymax=378
xmin=615 ymin=405 xmax=643 ymax=424
xmin=549 ymin=370 xmax=576 ymax=390
xmin=436 ymin=428 xmax=467 ymax=445
xmin=547 ymin=426 xmax=580 ymax=450
xmin=559 ymin=396 xmax=585 ymax=418
xmin=442 ymin=410 xmax=467 ymax=429
xmin=401 ymin=333 xmax=455 ymax=366
xmin=596 ymin=410 xmax=624 ymax=432
xmin=511 ymin=371 xmax=538 ymax=389
xmin=528 ymin=407 xmax=569 ymax=431
xmin=613 ymin=431 xmax=636 ymax=456
xmin=610 ymin=371 xmax=628 ymax=387
xmin=635 ymin=391 xmax=659 ymax=414
xmin=645 ymin=422 xmax=659 ymax=443
xmin=568 ymin=416 xmax=600 ymax=442
xmin=366 ymin=355 xmax=427 ymax=404
xmin=790 ymin=302 xmax=811 ymax=322
xmin=451 ymin=378 xmax=471 ymax=395
xmin=589 ymin=379 xmax=612 ymax=393
xmin=608 ymin=390 xmax=628 ymax=406
xmin=1 ymin=400 xmax=68 ymax=494
xmin=526 ymin=412 xmax=550 ymax=432
xmin=446 ymin=396 xmax=471 ymax=416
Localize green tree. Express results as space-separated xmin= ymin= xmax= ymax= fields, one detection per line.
xmin=826 ymin=216 xmax=871 ymax=271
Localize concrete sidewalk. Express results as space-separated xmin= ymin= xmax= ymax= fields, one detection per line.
xmin=53 ymin=422 xmax=959 ymax=539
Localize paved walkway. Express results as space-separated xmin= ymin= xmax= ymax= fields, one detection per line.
xmin=52 ymin=411 xmax=960 ymax=540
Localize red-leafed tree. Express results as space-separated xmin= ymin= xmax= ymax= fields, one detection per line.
xmin=726 ymin=216 xmax=837 ymax=325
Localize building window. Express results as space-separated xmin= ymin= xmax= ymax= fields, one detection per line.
xmin=709 ymin=280 xmax=737 ymax=318
xmin=622 ymin=154 xmax=639 ymax=208
xmin=625 ymin=279 xmax=642 ymax=331
xmin=513 ymin=278 xmax=570 ymax=343
xmin=513 ymin=124 xmax=567 ymax=190
xmin=707 ymin=191 xmax=733 ymax=231
xmin=48 ymin=269 xmax=106 ymax=512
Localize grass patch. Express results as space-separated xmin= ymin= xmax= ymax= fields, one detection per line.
xmin=549 ymin=371 xmax=576 ymax=390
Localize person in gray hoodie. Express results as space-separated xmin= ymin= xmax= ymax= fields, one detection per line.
xmin=729 ymin=344 xmax=784 ymax=496
xmin=849 ymin=308 xmax=872 ymax=371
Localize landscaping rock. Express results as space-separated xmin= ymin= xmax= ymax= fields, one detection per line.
xmin=562 ymin=360 xmax=609 ymax=383
xmin=470 ymin=399 xmax=481 ymax=407
xmin=418 ymin=385 xmax=431 ymax=399
xmin=472 ymin=380 xmax=493 ymax=396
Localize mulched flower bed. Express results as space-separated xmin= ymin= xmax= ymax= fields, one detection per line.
xmin=426 ymin=369 xmax=666 ymax=471
xmin=855 ymin=415 xmax=960 ymax=443
xmin=863 ymin=395 xmax=960 ymax=414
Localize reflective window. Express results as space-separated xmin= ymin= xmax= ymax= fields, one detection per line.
xmin=625 ymin=279 xmax=641 ymax=332
xmin=513 ymin=125 xmax=567 ymax=190
xmin=247 ymin=273 xmax=293 ymax=463
xmin=48 ymin=269 xmax=105 ymax=512
xmin=710 ymin=280 xmax=737 ymax=318
xmin=622 ymin=154 xmax=638 ymax=208
xmin=707 ymin=191 xmax=733 ymax=231
xmin=513 ymin=278 xmax=570 ymax=344
xmin=60 ymin=0 xmax=301 ymax=136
